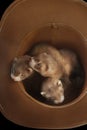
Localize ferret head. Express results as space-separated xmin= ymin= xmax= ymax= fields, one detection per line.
xmin=41 ymin=79 xmax=64 ymax=104
xmin=29 ymin=53 xmax=58 ymax=77
xmin=11 ymin=55 xmax=33 ymax=81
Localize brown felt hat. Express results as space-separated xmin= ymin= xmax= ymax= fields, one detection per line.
xmin=0 ymin=0 xmax=87 ymax=129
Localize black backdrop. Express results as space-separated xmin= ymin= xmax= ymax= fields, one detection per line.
xmin=0 ymin=0 xmax=87 ymax=129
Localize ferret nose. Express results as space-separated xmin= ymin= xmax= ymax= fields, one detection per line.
xmin=11 ymin=73 xmax=21 ymax=81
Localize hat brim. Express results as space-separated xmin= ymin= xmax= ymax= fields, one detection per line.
xmin=0 ymin=0 xmax=87 ymax=129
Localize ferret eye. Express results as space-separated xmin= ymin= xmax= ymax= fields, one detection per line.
xmin=21 ymin=73 xmax=24 ymax=77
xmin=26 ymin=68 xmax=31 ymax=72
xmin=36 ymin=63 xmax=41 ymax=69
xmin=34 ymin=58 xmax=40 ymax=63
xmin=14 ymin=71 xmax=20 ymax=76
xmin=37 ymin=63 xmax=41 ymax=67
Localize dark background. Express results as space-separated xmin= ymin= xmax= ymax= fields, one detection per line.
xmin=0 ymin=0 xmax=87 ymax=129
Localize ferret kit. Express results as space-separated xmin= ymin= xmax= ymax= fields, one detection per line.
xmin=11 ymin=43 xmax=85 ymax=106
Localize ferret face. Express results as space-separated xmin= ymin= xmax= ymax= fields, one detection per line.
xmin=29 ymin=53 xmax=58 ymax=77
xmin=11 ymin=56 xmax=33 ymax=81
xmin=41 ymin=79 xmax=64 ymax=104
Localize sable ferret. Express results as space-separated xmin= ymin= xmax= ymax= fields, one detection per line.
xmin=29 ymin=43 xmax=78 ymax=79
xmin=11 ymin=55 xmax=33 ymax=81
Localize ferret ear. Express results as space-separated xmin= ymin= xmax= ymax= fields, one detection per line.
xmin=57 ymin=80 xmax=62 ymax=87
